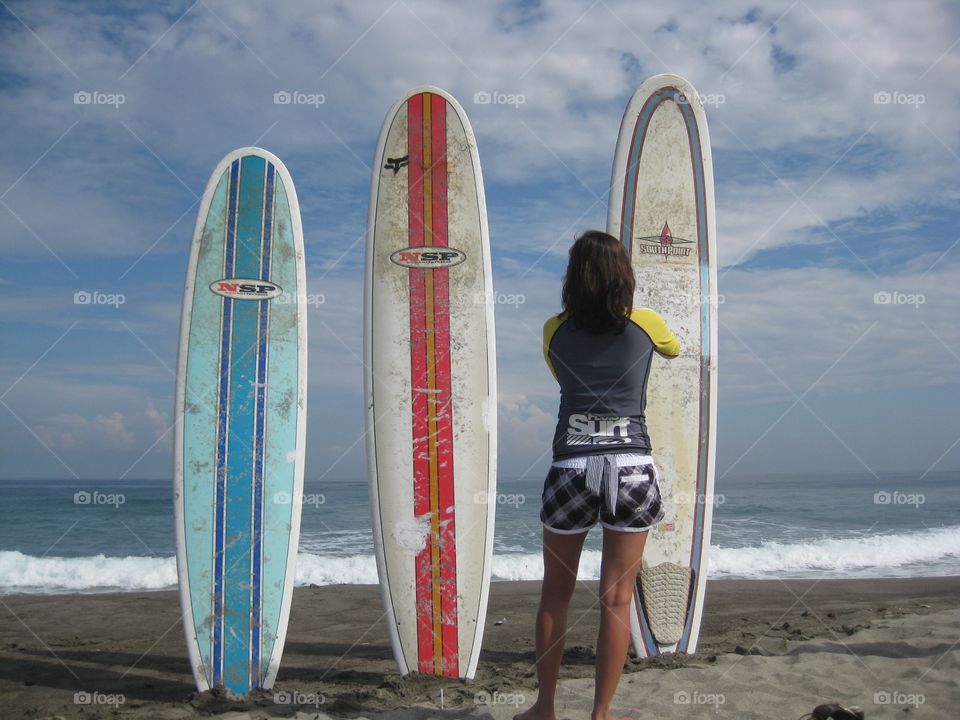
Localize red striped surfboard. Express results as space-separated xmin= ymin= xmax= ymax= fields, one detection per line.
xmin=365 ymin=86 xmax=496 ymax=679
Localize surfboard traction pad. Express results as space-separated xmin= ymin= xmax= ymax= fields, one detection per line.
xmin=639 ymin=561 xmax=695 ymax=645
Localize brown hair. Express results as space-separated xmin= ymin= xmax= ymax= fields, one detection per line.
xmin=561 ymin=230 xmax=635 ymax=334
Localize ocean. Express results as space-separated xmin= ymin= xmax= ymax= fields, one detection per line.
xmin=0 ymin=471 xmax=957 ymax=594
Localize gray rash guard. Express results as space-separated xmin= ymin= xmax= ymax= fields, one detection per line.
xmin=543 ymin=309 xmax=680 ymax=460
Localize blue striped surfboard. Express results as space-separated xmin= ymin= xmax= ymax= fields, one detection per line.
xmin=174 ymin=147 xmax=307 ymax=695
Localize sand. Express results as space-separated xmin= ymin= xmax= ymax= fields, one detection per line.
xmin=1 ymin=577 xmax=958 ymax=718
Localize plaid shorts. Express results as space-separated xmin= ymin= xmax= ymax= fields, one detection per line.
xmin=540 ymin=454 xmax=664 ymax=534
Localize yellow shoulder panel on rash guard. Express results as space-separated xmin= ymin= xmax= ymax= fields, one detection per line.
xmin=629 ymin=308 xmax=680 ymax=357
xmin=542 ymin=314 xmax=567 ymax=381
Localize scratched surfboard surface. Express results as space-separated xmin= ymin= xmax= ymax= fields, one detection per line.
xmin=365 ymin=86 xmax=497 ymax=679
xmin=174 ymin=147 xmax=307 ymax=694
xmin=607 ymin=74 xmax=718 ymax=658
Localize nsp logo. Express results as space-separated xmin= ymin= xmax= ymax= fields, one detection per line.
xmin=209 ymin=279 xmax=283 ymax=300
xmin=389 ymin=246 xmax=467 ymax=268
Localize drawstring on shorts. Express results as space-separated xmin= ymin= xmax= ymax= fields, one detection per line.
xmin=585 ymin=454 xmax=619 ymax=515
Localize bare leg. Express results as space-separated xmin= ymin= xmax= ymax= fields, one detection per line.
xmin=591 ymin=528 xmax=647 ymax=720
xmin=513 ymin=527 xmax=587 ymax=720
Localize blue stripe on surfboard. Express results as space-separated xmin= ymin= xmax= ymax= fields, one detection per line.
xmin=258 ymin=172 xmax=298 ymax=679
xmin=634 ymin=588 xmax=657 ymax=651
xmin=619 ymin=121 xmax=641 ymax=252
xmin=222 ymin=154 xmax=268 ymax=694
xmin=622 ymin=88 xmax=710 ymax=655
xmin=251 ymin=161 xmax=275 ymax=687
xmin=213 ymin=157 xmax=241 ymax=685
xmin=183 ymin=164 xmax=230 ymax=688
xmin=675 ymin=95 xmax=709 ymax=654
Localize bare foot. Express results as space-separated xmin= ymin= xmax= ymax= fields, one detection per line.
xmin=514 ymin=702 xmax=557 ymax=720
xmin=591 ymin=713 xmax=634 ymax=720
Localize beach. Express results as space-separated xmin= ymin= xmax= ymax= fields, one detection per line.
xmin=1 ymin=576 xmax=957 ymax=718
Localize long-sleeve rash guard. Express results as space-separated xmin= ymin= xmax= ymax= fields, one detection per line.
xmin=543 ymin=309 xmax=680 ymax=460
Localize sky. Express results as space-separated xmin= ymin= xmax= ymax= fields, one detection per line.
xmin=0 ymin=0 xmax=957 ymax=484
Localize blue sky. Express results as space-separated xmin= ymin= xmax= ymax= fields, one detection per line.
xmin=0 ymin=0 xmax=957 ymax=483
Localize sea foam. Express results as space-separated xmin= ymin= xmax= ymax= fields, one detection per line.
xmin=2 ymin=525 xmax=957 ymax=594
xmin=708 ymin=524 xmax=960 ymax=578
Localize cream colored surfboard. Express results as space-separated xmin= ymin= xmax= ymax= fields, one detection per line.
xmin=608 ymin=74 xmax=718 ymax=657
xmin=364 ymin=86 xmax=497 ymax=678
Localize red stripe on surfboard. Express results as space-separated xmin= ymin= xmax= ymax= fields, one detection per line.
xmin=430 ymin=95 xmax=448 ymax=248
xmin=430 ymin=94 xmax=459 ymax=677
xmin=407 ymin=94 xmax=434 ymax=672
xmin=408 ymin=96 xmax=425 ymax=247
xmin=404 ymin=92 xmax=459 ymax=676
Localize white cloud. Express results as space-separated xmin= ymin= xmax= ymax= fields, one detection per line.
xmin=718 ymin=256 xmax=960 ymax=404
xmin=2 ymin=0 xmax=957 ymax=267
xmin=35 ymin=410 xmax=135 ymax=450
xmin=497 ymin=391 xmax=557 ymax=480
xmin=144 ymin=399 xmax=171 ymax=445
xmin=1 ymin=1 xmax=958 ymax=479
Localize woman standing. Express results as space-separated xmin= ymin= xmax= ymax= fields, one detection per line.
xmin=516 ymin=230 xmax=679 ymax=720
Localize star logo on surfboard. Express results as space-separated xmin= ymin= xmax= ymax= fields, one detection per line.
xmin=635 ymin=221 xmax=694 ymax=257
